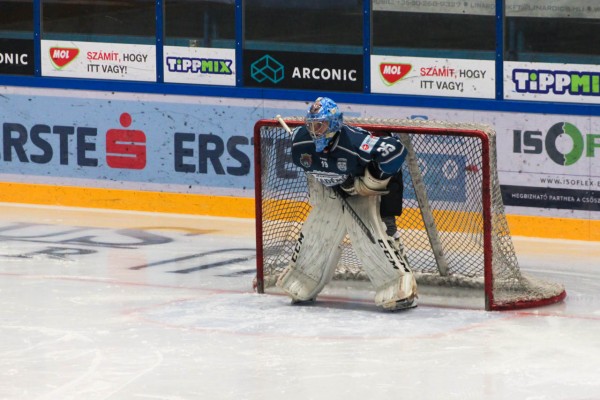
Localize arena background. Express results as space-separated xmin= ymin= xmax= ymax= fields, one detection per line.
xmin=1 ymin=0 xmax=599 ymax=241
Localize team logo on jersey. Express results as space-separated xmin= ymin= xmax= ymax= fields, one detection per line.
xmin=336 ymin=158 xmax=347 ymax=172
xmin=360 ymin=135 xmax=379 ymax=152
xmin=313 ymin=172 xmax=347 ymax=187
xmin=300 ymin=153 xmax=312 ymax=168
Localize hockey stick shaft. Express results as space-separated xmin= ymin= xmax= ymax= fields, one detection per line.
xmin=275 ymin=115 xmax=376 ymax=244
xmin=275 ymin=114 xmax=293 ymax=135
xmin=332 ymin=187 xmax=376 ymax=243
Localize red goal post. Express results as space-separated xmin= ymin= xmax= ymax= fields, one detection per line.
xmin=253 ymin=116 xmax=566 ymax=311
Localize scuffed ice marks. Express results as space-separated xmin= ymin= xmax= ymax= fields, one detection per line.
xmin=135 ymin=292 xmax=501 ymax=339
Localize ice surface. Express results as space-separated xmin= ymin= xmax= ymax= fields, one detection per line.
xmin=0 ymin=204 xmax=599 ymax=400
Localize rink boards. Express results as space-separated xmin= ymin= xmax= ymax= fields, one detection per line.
xmin=0 ymin=87 xmax=599 ymax=241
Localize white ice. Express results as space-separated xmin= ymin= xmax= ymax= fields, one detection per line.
xmin=0 ymin=203 xmax=599 ymax=400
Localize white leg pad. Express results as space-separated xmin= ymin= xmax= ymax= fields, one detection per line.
xmin=276 ymin=177 xmax=346 ymax=302
xmin=344 ymin=195 xmax=418 ymax=310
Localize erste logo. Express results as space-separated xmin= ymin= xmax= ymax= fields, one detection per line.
xmin=106 ymin=113 xmax=147 ymax=169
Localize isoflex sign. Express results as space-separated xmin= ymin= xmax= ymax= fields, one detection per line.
xmin=244 ymin=50 xmax=363 ymax=92
xmin=503 ymin=121 xmax=600 ymax=211
xmin=512 ymin=122 xmax=600 ymax=166
xmin=502 ymin=185 xmax=600 ymax=212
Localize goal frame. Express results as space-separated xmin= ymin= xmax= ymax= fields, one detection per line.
xmin=253 ymin=117 xmax=567 ymax=311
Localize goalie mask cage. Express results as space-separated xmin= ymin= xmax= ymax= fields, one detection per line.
xmin=253 ymin=117 xmax=566 ymax=311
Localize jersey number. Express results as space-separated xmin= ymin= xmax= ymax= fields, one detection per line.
xmin=377 ymin=143 xmax=396 ymax=157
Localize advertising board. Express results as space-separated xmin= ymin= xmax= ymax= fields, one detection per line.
xmin=371 ymin=55 xmax=495 ymax=99
xmin=163 ymin=46 xmax=235 ymax=86
xmin=0 ymin=39 xmax=34 ymax=76
xmin=505 ymin=61 xmax=600 ymax=105
xmin=1 ymin=86 xmax=599 ymax=223
xmin=41 ymin=40 xmax=156 ymax=82
xmin=244 ymin=50 xmax=363 ymax=92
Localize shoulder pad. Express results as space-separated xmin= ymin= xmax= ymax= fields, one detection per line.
xmin=292 ymin=126 xmax=309 ymax=141
xmin=344 ymin=124 xmax=370 ymax=136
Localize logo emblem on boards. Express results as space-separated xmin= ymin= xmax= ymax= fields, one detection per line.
xmin=49 ymin=47 xmax=80 ymax=69
xmin=379 ymin=63 xmax=411 ymax=85
xmin=250 ymin=55 xmax=284 ymax=84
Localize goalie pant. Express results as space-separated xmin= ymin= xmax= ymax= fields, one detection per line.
xmin=276 ymin=176 xmax=417 ymax=311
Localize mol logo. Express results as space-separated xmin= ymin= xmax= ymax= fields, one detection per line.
xmin=49 ymin=47 xmax=79 ymax=69
xmin=379 ymin=63 xmax=411 ymax=85
xmin=513 ymin=122 xmax=600 ymax=166
xmin=250 ymin=55 xmax=284 ymax=84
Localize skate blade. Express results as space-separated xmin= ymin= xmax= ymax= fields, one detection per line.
xmin=386 ymin=297 xmax=417 ymax=311
xmin=291 ymin=298 xmax=316 ymax=305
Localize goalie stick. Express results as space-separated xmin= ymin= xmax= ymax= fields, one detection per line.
xmin=275 ymin=115 xmax=376 ymax=244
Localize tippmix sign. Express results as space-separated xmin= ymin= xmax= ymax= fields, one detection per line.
xmin=505 ymin=61 xmax=600 ymax=104
xmin=163 ymin=46 xmax=235 ymax=86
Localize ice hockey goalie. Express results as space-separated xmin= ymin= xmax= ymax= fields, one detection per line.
xmin=275 ymin=97 xmax=418 ymax=311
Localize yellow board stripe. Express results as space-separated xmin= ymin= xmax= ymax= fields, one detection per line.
xmin=1 ymin=182 xmax=598 ymax=241
xmin=0 ymin=182 xmax=256 ymax=218
xmin=506 ymin=214 xmax=600 ymax=242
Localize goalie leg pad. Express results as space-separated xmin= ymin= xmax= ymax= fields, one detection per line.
xmin=343 ymin=195 xmax=418 ymax=310
xmin=276 ymin=178 xmax=346 ymax=302
xmin=276 ymin=241 xmax=343 ymax=303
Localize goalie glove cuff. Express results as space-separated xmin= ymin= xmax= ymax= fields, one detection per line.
xmin=340 ymin=177 xmax=358 ymax=196
xmin=354 ymin=168 xmax=391 ymax=196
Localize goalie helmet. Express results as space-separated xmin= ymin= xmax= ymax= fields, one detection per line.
xmin=305 ymin=97 xmax=343 ymax=152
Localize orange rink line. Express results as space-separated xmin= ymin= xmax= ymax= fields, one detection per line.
xmin=1 ymin=182 xmax=598 ymax=242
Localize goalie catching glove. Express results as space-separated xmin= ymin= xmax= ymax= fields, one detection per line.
xmin=340 ymin=167 xmax=391 ymax=197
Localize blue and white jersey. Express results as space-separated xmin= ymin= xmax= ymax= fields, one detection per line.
xmin=291 ymin=124 xmax=407 ymax=187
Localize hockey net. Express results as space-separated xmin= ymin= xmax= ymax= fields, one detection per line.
xmin=253 ymin=117 xmax=566 ymax=311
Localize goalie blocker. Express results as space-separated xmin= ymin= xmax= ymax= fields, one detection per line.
xmin=276 ymin=176 xmax=418 ymax=311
